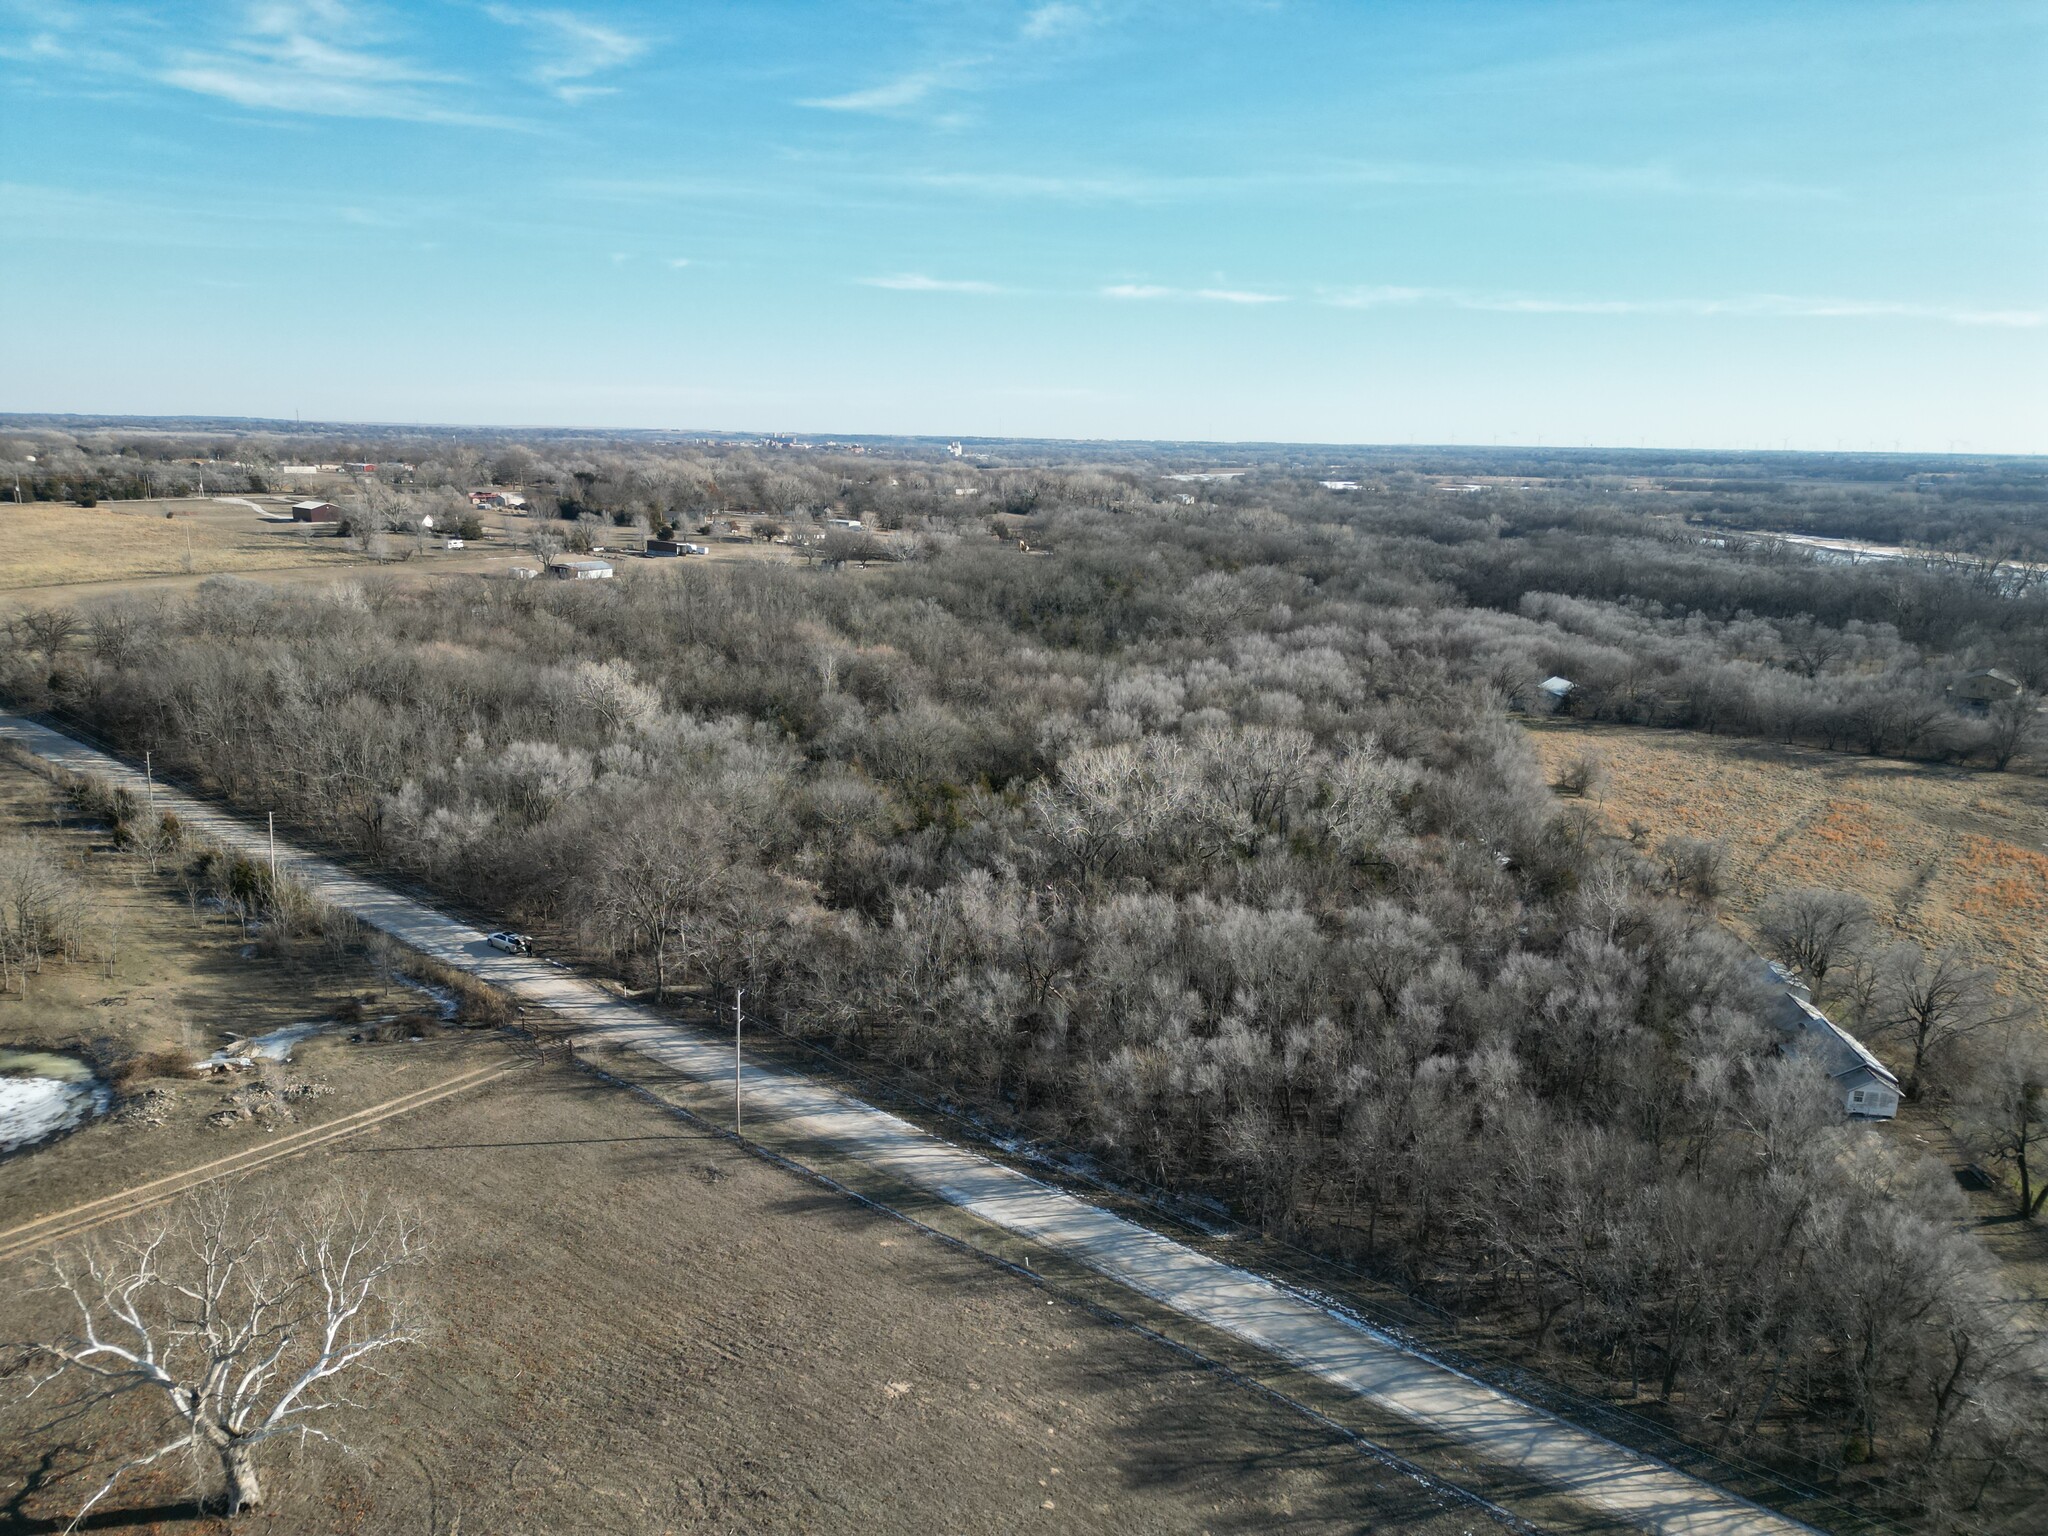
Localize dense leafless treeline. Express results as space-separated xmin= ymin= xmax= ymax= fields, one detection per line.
xmin=0 ymin=832 xmax=88 ymax=991
xmin=5 ymin=446 xmax=2045 ymax=1524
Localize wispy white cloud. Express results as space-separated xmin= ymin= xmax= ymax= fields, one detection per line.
xmin=484 ymin=5 xmax=645 ymax=102
xmin=159 ymin=0 xmax=514 ymax=126
xmin=800 ymin=0 xmax=1095 ymax=115
xmin=0 ymin=28 xmax=65 ymax=63
xmin=12 ymin=0 xmax=629 ymax=116
xmin=1020 ymin=2 xmax=1091 ymax=41
xmin=860 ymin=273 xmax=1004 ymax=293
xmin=1319 ymin=285 xmax=2044 ymax=328
xmin=0 ymin=0 xmax=100 ymax=65
xmin=666 ymin=256 xmax=691 ymax=269
xmin=1102 ymin=283 xmax=1286 ymax=305
xmin=802 ymin=68 xmax=948 ymax=113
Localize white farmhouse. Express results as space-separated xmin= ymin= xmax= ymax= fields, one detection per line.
xmin=1757 ymin=962 xmax=1901 ymax=1119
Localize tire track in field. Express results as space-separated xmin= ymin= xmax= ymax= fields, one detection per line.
xmin=0 ymin=1063 xmax=518 ymax=1265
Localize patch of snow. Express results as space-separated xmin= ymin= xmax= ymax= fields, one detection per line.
xmin=396 ymin=975 xmax=461 ymax=1021
xmin=0 ymin=1055 xmax=111 ymax=1154
xmin=194 ymin=1020 xmax=331 ymax=1071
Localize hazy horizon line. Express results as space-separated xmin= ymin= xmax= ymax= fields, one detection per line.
xmin=1 ymin=412 xmax=2042 ymax=461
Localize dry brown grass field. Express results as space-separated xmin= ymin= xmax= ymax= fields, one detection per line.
xmin=0 ymin=757 xmax=1482 ymax=1536
xmin=0 ymin=499 xmax=816 ymax=611
xmin=0 ymin=499 xmax=371 ymax=591
xmin=1524 ymin=722 xmax=2048 ymax=1012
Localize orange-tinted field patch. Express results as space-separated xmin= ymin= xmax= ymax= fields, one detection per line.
xmin=1525 ymin=723 xmax=2048 ymax=1007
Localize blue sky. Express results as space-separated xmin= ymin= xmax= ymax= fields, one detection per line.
xmin=2 ymin=1 xmax=2042 ymax=449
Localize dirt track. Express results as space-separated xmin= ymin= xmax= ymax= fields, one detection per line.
xmin=0 ymin=1062 xmax=519 ymax=1265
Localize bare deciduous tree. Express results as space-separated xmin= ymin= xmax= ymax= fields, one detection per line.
xmin=1779 ymin=616 xmax=1845 ymax=679
xmin=11 ymin=1188 xmax=422 ymax=1523
xmin=592 ymin=813 xmax=727 ymax=1000
xmin=14 ymin=606 xmax=80 ymax=658
xmin=1868 ymin=943 xmax=2001 ymax=1100
xmin=126 ymin=812 xmax=184 ymax=877
xmin=527 ymin=525 xmax=565 ymax=566
xmin=1754 ymin=886 xmax=1872 ymax=997
xmin=1956 ymin=1022 xmax=2048 ymax=1219
xmin=1657 ymin=837 xmax=1726 ymax=908
xmin=1985 ymin=691 xmax=2041 ymax=772
xmin=0 ymin=833 xmax=87 ymax=992
xmin=1550 ymin=752 xmax=1606 ymax=799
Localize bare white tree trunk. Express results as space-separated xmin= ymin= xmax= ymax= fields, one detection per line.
xmin=13 ymin=1186 xmax=422 ymax=1525
xmin=223 ymin=1442 xmax=263 ymax=1513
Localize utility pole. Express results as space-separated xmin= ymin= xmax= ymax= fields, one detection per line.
xmin=144 ymin=751 xmax=154 ymax=816
xmin=734 ymin=988 xmax=745 ymax=1137
xmin=267 ymin=812 xmax=277 ymax=884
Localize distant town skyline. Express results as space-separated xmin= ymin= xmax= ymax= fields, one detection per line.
xmin=3 ymin=1 xmax=2042 ymax=451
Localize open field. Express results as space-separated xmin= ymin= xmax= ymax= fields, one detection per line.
xmin=0 ymin=498 xmax=369 ymax=591
xmin=0 ymin=757 xmax=1483 ymax=1535
xmin=0 ymin=498 xmax=818 ymax=609
xmin=0 ymin=495 xmax=532 ymax=604
xmin=1523 ymin=722 xmax=2048 ymax=1011
xmin=7 ymin=1071 xmax=1484 ymax=1536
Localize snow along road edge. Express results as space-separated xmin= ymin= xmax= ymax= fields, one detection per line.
xmin=0 ymin=711 xmax=1818 ymax=1536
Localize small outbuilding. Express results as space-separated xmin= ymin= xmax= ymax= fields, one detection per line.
xmin=1951 ymin=667 xmax=2023 ymax=712
xmin=549 ymin=557 xmax=614 ymax=581
xmin=290 ymin=500 xmax=339 ymax=523
xmin=645 ymin=538 xmax=708 ymax=557
xmin=1538 ymin=676 xmax=1575 ymax=700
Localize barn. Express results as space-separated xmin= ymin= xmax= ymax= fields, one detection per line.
xmin=549 ymin=557 xmax=614 ymax=581
xmin=290 ymin=500 xmax=339 ymax=523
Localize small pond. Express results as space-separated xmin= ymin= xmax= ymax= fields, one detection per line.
xmin=0 ymin=1050 xmax=112 ymax=1156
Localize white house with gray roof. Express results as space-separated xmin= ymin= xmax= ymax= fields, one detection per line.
xmin=1757 ymin=962 xmax=1901 ymax=1119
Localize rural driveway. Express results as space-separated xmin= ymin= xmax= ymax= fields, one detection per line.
xmin=0 ymin=710 xmax=1817 ymax=1536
